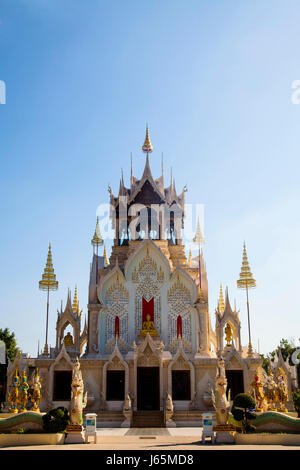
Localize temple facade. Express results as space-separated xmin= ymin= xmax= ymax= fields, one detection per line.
xmin=6 ymin=129 xmax=296 ymax=425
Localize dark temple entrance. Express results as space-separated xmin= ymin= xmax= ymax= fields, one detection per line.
xmin=226 ymin=370 xmax=244 ymax=400
xmin=137 ymin=367 xmax=160 ymax=410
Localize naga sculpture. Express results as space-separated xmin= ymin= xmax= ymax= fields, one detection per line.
xmin=69 ymin=358 xmax=87 ymax=428
xmin=211 ymin=358 xmax=231 ymax=425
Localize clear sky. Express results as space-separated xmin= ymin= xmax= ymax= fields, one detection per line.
xmin=0 ymin=0 xmax=300 ymax=357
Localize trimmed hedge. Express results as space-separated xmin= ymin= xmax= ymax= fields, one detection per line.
xmin=42 ymin=407 xmax=70 ymax=433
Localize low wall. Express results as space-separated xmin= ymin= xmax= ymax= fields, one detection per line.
xmin=0 ymin=433 xmax=65 ymax=447
xmin=235 ymin=433 xmax=300 ymax=446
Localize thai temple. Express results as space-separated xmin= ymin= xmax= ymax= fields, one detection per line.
xmin=6 ymin=128 xmax=296 ymax=426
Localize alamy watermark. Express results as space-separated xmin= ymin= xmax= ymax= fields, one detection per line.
xmin=0 ymin=80 xmax=6 ymax=104
xmin=291 ymin=348 xmax=300 ymax=365
xmin=95 ymin=199 xmax=205 ymax=249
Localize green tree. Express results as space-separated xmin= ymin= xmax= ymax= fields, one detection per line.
xmin=231 ymin=393 xmax=256 ymax=433
xmin=269 ymin=338 xmax=300 ymax=386
xmin=260 ymin=353 xmax=271 ymax=374
xmin=270 ymin=338 xmax=295 ymax=363
xmin=0 ymin=328 xmax=18 ymax=362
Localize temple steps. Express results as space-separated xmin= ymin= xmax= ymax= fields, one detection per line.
xmin=173 ymin=410 xmax=216 ymax=427
xmin=84 ymin=411 xmax=125 ymax=428
xmin=132 ymin=411 xmax=164 ymax=428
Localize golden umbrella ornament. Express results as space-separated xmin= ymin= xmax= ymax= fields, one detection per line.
xmin=39 ymin=243 xmax=58 ymax=356
xmin=237 ymin=242 xmax=256 ymax=356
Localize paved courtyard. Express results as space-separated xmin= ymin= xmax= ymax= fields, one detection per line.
xmin=1 ymin=428 xmax=300 ymax=450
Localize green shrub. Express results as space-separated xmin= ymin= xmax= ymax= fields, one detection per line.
xmin=292 ymin=390 xmax=300 ymax=418
xmin=42 ymin=407 xmax=70 ymax=433
xmin=232 ymin=393 xmax=257 ymax=434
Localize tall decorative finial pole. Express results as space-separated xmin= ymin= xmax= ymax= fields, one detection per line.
xmin=237 ymin=242 xmax=256 ymax=356
xmin=91 ymin=216 xmax=104 ymax=285
xmin=39 ymin=243 xmax=59 ymax=356
xmin=193 ymin=218 xmax=205 ymax=297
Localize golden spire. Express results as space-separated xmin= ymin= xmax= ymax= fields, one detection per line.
xmin=103 ymin=244 xmax=109 ymax=267
xmin=142 ymin=125 xmax=153 ymax=153
xmin=91 ymin=217 xmax=104 ymax=247
xmin=39 ymin=243 xmax=59 ymax=291
xmin=188 ymin=248 xmax=192 ymax=267
xmin=218 ymin=284 xmax=225 ymax=313
xmin=237 ymin=242 xmax=256 ymax=289
xmin=72 ymin=285 xmax=80 ymax=314
xmin=193 ymin=218 xmax=205 ymax=246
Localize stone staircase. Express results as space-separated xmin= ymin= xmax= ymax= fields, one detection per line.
xmin=84 ymin=411 xmax=125 ymax=428
xmin=132 ymin=410 xmax=164 ymax=428
xmin=172 ymin=410 xmax=216 ymax=427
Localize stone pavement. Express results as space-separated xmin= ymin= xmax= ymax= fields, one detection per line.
xmin=1 ymin=428 xmax=300 ymax=450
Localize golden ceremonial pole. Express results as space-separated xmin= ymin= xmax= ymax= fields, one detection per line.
xmin=237 ymin=242 xmax=256 ymax=356
xmin=193 ymin=217 xmax=205 ymax=297
xmin=39 ymin=243 xmax=58 ymax=356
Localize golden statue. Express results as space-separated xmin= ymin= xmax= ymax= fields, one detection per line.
xmin=18 ymin=369 xmax=29 ymax=413
xmin=225 ymin=323 xmax=233 ymax=347
xmin=8 ymin=370 xmax=20 ymax=414
xmin=250 ymin=369 xmax=267 ymax=412
xmin=276 ymin=374 xmax=288 ymax=412
xmin=64 ymin=332 xmax=74 ymax=346
xmin=30 ymin=368 xmax=42 ymax=413
xmin=140 ymin=314 xmax=159 ymax=336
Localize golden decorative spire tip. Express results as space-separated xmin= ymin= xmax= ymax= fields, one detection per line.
xmin=193 ymin=218 xmax=205 ymax=246
xmin=218 ymin=284 xmax=225 ymax=313
xmin=142 ymin=125 xmax=153 ymax=153
xmin=237 ymin=242 xmax=256 ymax=289
xmin=39 ymin=243 xmax=59 ymax=291
xmin=91 ymin=216 xmax=104 ymax=247
xmin=72 ymin=285 xmax=80 ymax=314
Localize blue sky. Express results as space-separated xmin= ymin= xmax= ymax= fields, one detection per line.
xmin=0 ymin=0 xmax=300 ymax=357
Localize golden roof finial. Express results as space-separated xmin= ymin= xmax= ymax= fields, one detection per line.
xmin=237 ymin=242 xmax=256 ymax=289
xmin=218 ymin=284 xmax=225 ymax=313
xmin=72 ymin=285 xmax=80 ymax=313
xmin=103 ymin=244 xmax=109 ymax=267
xmin=91 ymin=216 xmax=104 ymax=247
xmin=188 ymin=248 xmax=192 ymax=267
xmin=193 ymin=218 xmax=205 ymax=246
xmin=142 ymin=125 xmax=153 ymax=153
xmin=39 ymin=242 xmax=59 ymax=291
